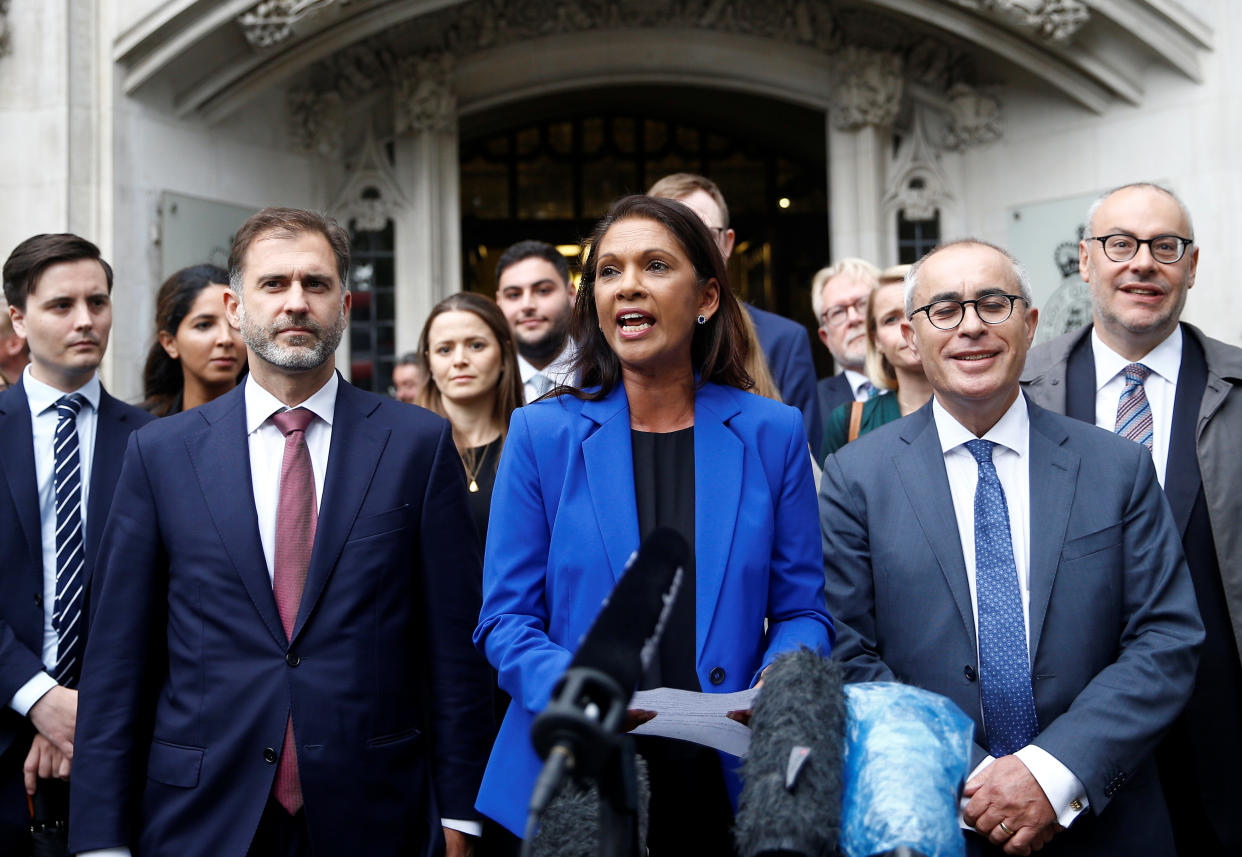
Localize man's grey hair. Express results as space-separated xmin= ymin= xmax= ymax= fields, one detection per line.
xmin=810 ymin=258 xmax=881 ymax=320
xmin=904 ymin=239 xmax=1034 ymax=317
xmin=1083 ymin=182 xmax=1195 ymax=240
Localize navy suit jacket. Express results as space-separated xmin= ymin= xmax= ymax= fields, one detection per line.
xmin=68 ymin=379 xmax=493 ymax=857
xmin=746 ymin=305 xmax=822 ymax=458
xmin=816 ymin=373 xmax=854 ymax=451
xmin=474 ymin=382 xmax=834 ymax=834
xmin=0 ymin=378 xmax=153 ymax=756
xmin=820 ymin=398 xmax=1203 ymax=856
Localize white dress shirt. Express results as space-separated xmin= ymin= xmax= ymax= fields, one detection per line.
xmin=1092 ymin=325 xmax=1181 ymax=487
xmin=518 ymin=340 xmax=577 ymax=404
xmin=8 ymin=367 xmax=100 ymax=716
xmin=933 ymin=396 xmax=1089 ymax=828
xmin=843 ymin=368 xmax=872 ymax=401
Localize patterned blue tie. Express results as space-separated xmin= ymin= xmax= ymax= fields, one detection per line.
xmin=1114 ymin=363 xmax=1153 ymax=451
xmin=52 ymin=394 xmax=87 ymax=687
xmin=965 ymin=439 xmax=1039 ymax=757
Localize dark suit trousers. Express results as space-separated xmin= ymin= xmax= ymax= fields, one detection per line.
xmin=247 ymin=797 xmax=311 ymax=857
xmin=0 ymin=739 xmax=30 ymax=854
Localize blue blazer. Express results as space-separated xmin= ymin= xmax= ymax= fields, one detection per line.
xmin=0 ymin=378 xmax=153 ymax=837
xmin=821 ymin=398 xmax=1203 ymax=856
xmin=474 ymin=381 xmax=834 ymax=835
xmin=68 ymin=379 xmax=494 ymax=857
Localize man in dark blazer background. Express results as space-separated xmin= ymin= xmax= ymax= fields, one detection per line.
xmin=0 ymin=234 xmax=153 ymax=850
xmin=648 ymin=173 xmax=823 ymax=456
xmin=1022 ymin=182 xmax=1242 ymax=855
xmin=821 ymin=239 xmax=1202 ymax=856
xmin=811 ymin=257 xmax=880 ymax=443
xmin=69 ymin=208 xmax=493 ymax=857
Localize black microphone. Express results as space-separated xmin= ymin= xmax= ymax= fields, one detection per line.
xmin=524 ymin=527 xmax=689 ymax=842
xmin=734 ymin=648 xmax=847 ymax=857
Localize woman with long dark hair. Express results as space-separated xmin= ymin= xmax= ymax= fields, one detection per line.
xmin=415 ymin=291 xmax=523 ymax=544
xmin=475 ymin=195 xmax=833 ymax=854
xmin=142 ymin=264 xmax=243 ymax=416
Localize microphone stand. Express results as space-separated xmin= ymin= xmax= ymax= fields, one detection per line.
xmin=595 ymin=737 xmax=641 ymax=857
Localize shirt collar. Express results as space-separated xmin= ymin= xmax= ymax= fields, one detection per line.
xmin=932 ymin=391 xmax=1029 ymax=459
xmin=245 ymin=371 xmax=338 ymax=435
xmin=1091 ymin=324 xmax=1182 ymax=391
xmin=23 ymin=365 xmax=101 ymax=416
xmin=843 ymin=369 xmax=870 ymax=396
xmin=517 ymin=340 xmax=576 ymax=383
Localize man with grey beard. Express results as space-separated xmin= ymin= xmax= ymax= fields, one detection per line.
xmin=69 ymin=208 xmax=493 ymax=857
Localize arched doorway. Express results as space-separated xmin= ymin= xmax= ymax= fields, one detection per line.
xmin=458 ymin=84 xmax=829 ymax=351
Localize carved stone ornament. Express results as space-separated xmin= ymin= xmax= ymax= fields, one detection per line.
xmin=288 ymin=89 xmax=345 ymax=158
xmin=942 ymin=83 xmax=1002 ymax=150
xmin=947 ymin=0 xmax=1089 ymax=43
xmin=394 ymin=53 xmax=456 ymax=135
xmin=828 ymin=46 xmax=902 ymax=131
xmin=238 ymin=0 xmax=349 ymax=49
xmin=883 ymin=110 xmax=952 ymax=222
xmin=330 ymin=128 xmax=409 ymax=232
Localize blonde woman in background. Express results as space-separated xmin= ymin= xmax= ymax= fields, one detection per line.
xmin=820 ymin=264 xmax=932 ymax=460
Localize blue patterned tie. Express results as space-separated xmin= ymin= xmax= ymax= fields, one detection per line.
xmin=52 ymin=394 xmax=87 ymax=687
xmin=965 ymin=439 xmax=1039 ymax=757
xmin=1114 ymin=363 xmax=1153 ymax=451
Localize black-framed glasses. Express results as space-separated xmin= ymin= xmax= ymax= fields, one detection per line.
xmin=910 ymin=294 xmax=1026 ymax=330
xmin=1087 ymin=233 xmax=1193 ymax=264
xmin=822 ymin=296 xmax=868 ymax=328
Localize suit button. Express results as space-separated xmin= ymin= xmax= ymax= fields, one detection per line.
xmin=964 ymin=665 xmax=977 ymax=682
xmin=709 ymin=667 xmax=726 ymax=686
xmin=263 ymin=747 xmax=277 ymax=763
xmin=33 ymin=593 xmax=42 ymax=607
xmin=285 ymin=652 xmax=300 ymax=667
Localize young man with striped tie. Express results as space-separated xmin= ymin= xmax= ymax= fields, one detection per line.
xmin=0 ymin=234 xmax=154 ymax=850
xmin=1023 ymin=183 xmax=1242 ymax=855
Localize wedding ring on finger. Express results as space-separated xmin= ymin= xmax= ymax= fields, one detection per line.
xmin=998 ymin=820 xmax=1016 ymax=837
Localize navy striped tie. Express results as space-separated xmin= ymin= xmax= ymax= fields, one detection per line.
xmin=1114 ymin=363 xmax=1154 ymax=451
xmin=52 ymin=393 xmax=87 ymax=687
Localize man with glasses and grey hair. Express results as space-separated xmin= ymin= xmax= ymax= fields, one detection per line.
xmin=811 ymin=258 xmax=880 ymax=442
xmin=822 ymin=238 xmax=1201 ymax=857
xmin=1022 ymin=182 xmax=1242 ymax=855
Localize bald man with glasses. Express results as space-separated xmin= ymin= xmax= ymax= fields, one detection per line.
xmin=1023 ymin=182 xmax=1242 ymax=855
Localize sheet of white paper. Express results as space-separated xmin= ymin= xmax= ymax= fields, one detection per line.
xmin=627 ymin=686 xmax=760 ymax=757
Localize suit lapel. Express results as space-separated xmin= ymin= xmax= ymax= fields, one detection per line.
xmin=1163 ymin=329 xmax=1207 ymax=536
xmin=84 ymin=391 xmax=137 ymax=588
xmin=0 ymin=384 xmax=42 ymax=583
xmin=894 ymin=405 xmax=975 ymax=647
xmin=581 ymin=387 xmax=641 ymax=582
xmin=291 ymin=382 xmax=389 ymax=641
xmin=1064 ymin=330 xmax=1096 ymax=424
xmin=1025 ymin=403 xmax=1078 ymax=659
xmin=187 ymin=387 xmax=286 ymax=646
xmin=693 ymin=385 xmax=742 ymax=658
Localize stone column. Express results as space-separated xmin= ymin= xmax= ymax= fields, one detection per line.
xmin=391 ymin=53 xmax=460 ymax=357
xmin=826 ymin=47 xmax=902 ymax=265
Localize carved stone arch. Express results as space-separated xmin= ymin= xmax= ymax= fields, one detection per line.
xmin=329 ymin=127 xmax=408 ymax=233
xmin=882 ymin=104 xmax=954 ymax=223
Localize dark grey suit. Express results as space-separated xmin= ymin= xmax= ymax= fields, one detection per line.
xmin=820 ymin=398 xmax=1202 ymax=856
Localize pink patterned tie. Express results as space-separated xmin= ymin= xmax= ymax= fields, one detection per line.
xmin=270 ymin=407 xmax=317 ymax=815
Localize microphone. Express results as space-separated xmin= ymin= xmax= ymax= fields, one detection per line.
xmin=524 ymin=527 xmax=688 ymax=842
xmin=734 ymin=648 xmax=847 ymax=857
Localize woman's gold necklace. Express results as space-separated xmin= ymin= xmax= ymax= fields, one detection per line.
xmin=461 ymin=444 xmax=485 ymax=493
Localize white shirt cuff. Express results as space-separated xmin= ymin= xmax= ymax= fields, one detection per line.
xmin=1014 ymin=744 xmax=1089 ymax=827
xmin=76 ymin=850 xmax=131 ymax=857
xmin=10 ymin=671 xmax=58 ymax=717
xmin=442 ymin=818 xmax=482 ymax=838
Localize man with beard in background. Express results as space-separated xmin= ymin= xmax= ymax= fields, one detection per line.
xmin=69 ymin=208 xmax=493 ymax=857
xmin=494 ymin=240 xmax=577 ymax=402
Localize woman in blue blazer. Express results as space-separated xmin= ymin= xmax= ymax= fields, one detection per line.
xmin=474 ymin=195 xmax=834 ymax=853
